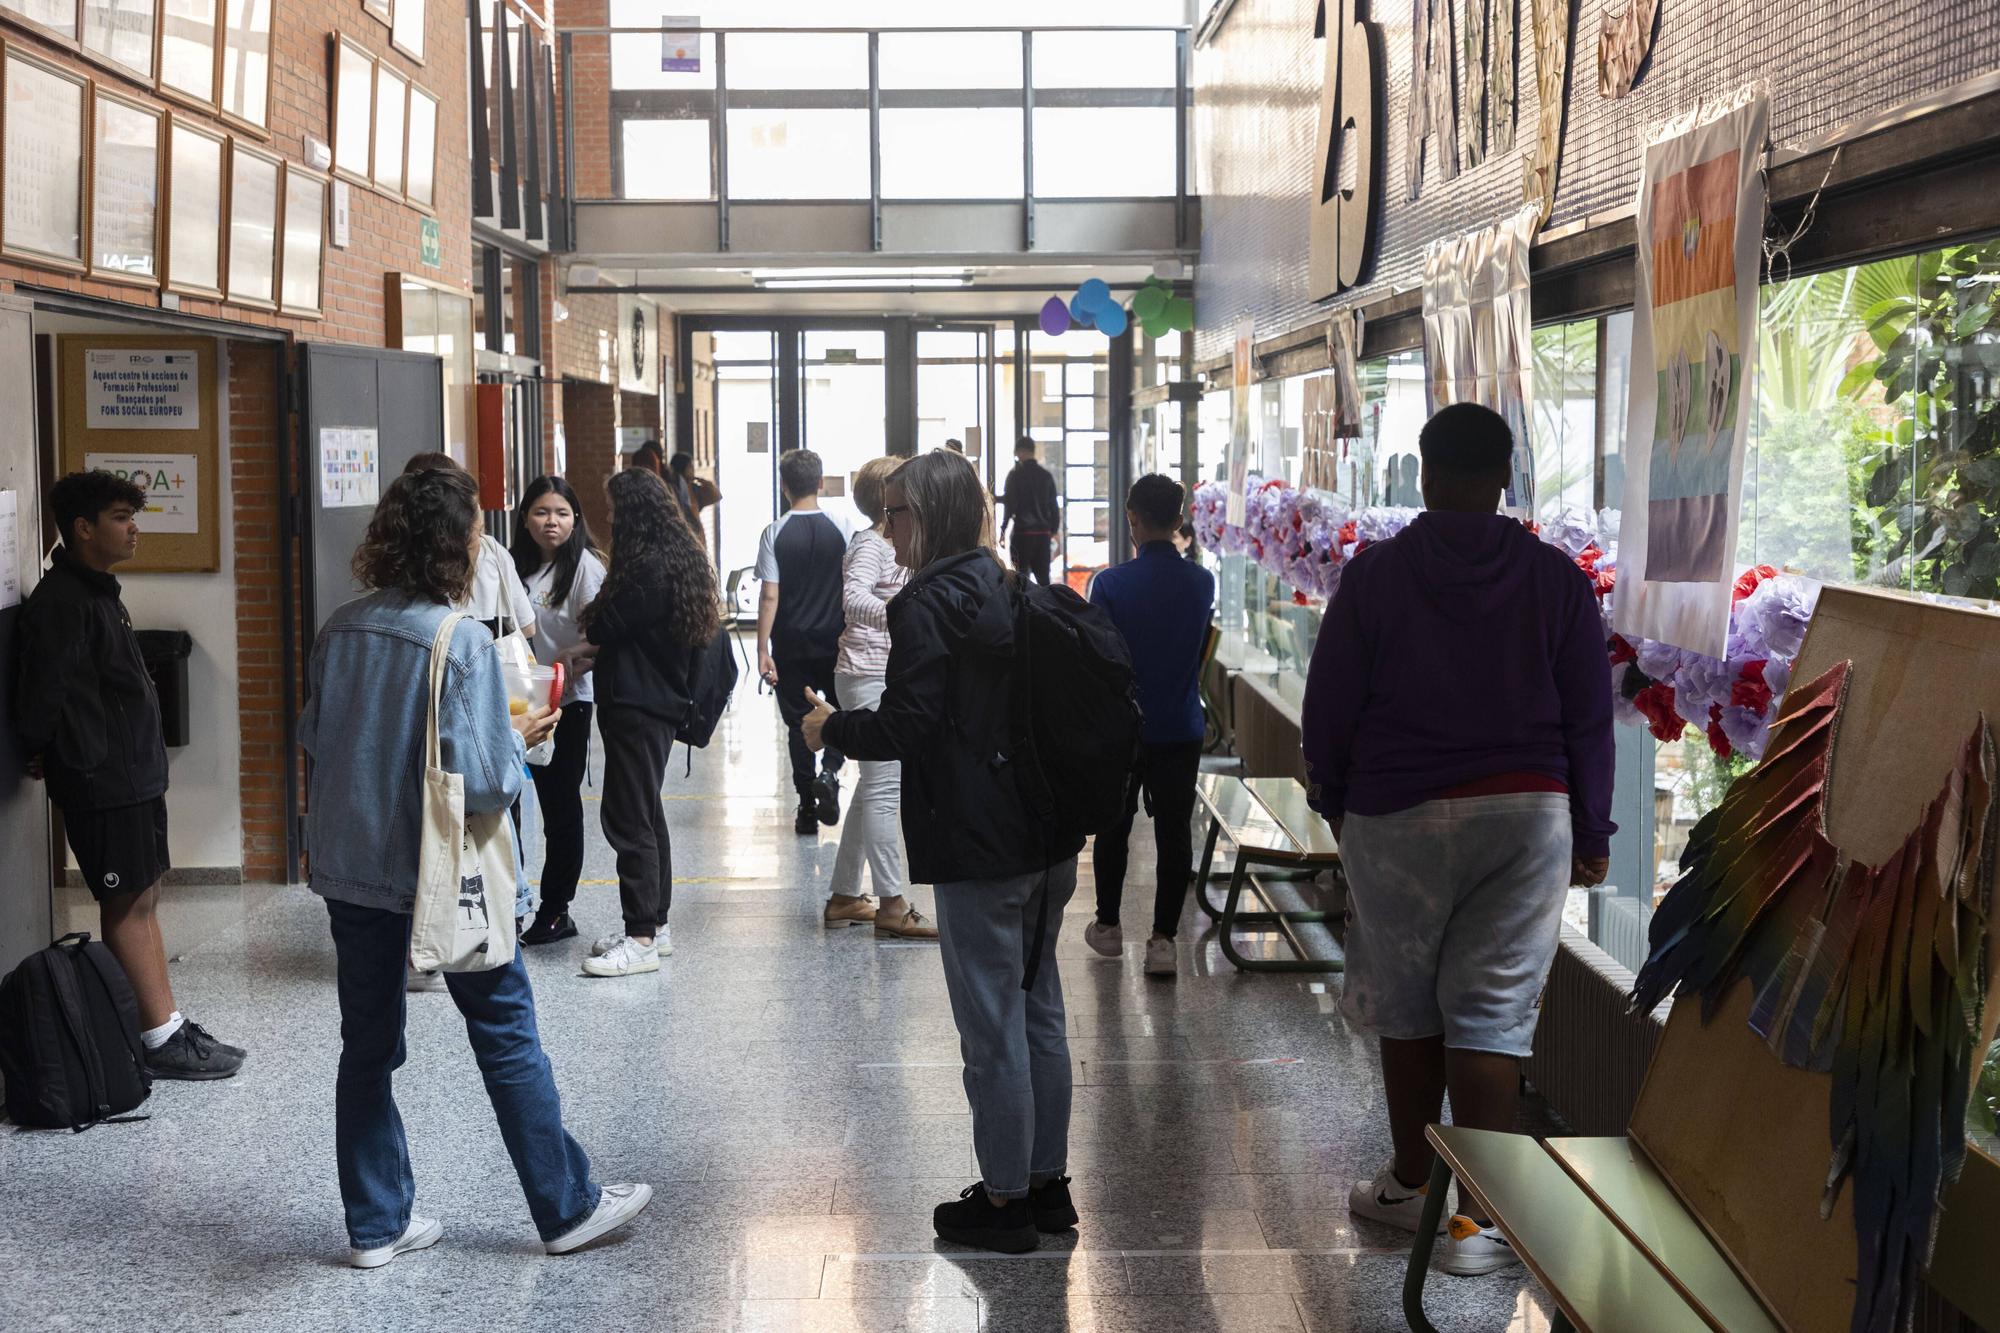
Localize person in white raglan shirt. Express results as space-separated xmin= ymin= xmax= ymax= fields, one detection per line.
xmin=401 ymin=452 xmax=538 ymax=641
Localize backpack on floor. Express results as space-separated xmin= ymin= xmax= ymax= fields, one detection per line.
xmin=1011 ymin=580 xmax=1145 ymax=842
xmin=0 ymin=933 xmax=151 ymax=1131
xmin=677 ymin=624 xmax=740 ymax=751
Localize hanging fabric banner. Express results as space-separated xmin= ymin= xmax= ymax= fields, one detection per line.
xmin=1421 ymin=205 xmax=1538 ymax=514
xmin=1227 ymin=315 xmax=1255 ymax=525
xmin=1614 ymin=87 xmax=1770 ymax=660
xmin=1300 ymin=311 xmax=1365 ymax=495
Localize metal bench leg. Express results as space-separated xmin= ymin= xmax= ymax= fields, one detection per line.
xmin=1216 ymin=854 xmax=1344 ymax=974
xmin=1217 ymin=854 xmax=1258 ymax=970
xmin=1402 ymin=1156 xmax=1453 ymax=1333
xmin=1195 ymin=817 xmax=1227 ymax=920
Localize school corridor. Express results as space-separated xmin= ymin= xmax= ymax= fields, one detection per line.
xmin=0 ymin=657 xmax=1553 ymax=1332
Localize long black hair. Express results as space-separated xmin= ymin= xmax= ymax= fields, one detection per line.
xmin=584 ymin=469 xmax=720 ymax=647
xmin=512 ymin=475 xmax=601 ymax=609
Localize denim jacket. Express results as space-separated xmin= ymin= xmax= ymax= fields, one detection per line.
xmin=299 ymin=592 xmax=526 ymax=913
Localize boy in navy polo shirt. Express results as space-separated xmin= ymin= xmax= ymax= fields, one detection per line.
xmin=1084 ymin=474 xmax=1215 ymax=978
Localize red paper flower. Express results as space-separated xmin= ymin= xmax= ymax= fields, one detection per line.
xmin=1732 ymin=565 xmax=1778 ymax=604
xmin=1730 ymin=672 xmax=1773 ymax=715
xmin=1593 ymin=567 xmax=1618 ymax=598
xmin=1706 ymin=703 xmax=1733 ymax=759
xmin=1634 ymin=683 xmax=1685 ymax=742
xmin=1575 ymin=544 xmax=1603 ymax=572
xmin=1293 ymin=589 xmax=1310 ymax=607
xmin=1608 ymin=634 xmax=1638 ymax=665
xmin=1337 ymin=520 xmax=1358 ymax=547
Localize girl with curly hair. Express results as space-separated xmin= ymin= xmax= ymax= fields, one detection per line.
xmin=579 ymin=468 xmax=721 ymax=977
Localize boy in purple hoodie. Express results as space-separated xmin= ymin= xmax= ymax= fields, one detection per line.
xmin=1301 ymin=403 xmax=1613 ymax=1277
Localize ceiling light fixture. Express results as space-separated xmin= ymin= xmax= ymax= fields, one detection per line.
xmin=755 ymin=275 xmax=971 ymax=290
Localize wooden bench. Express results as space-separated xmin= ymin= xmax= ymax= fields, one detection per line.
xmin=1191 ymin=772 xmax=1343 ymax=974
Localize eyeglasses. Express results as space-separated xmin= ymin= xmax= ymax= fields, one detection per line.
xmin=882 ymin=503 xmax=910 ymax=526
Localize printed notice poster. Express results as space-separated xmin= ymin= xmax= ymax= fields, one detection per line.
xmin=84 ymin=454 xmax=200 ymax=534
xmin=1227 ymin=315 xmax=1254 ymax=525
xmin=0 ymin=489 xmax=18 ymax=609
xmin=661 ymin=16 xmax=700 ymax=72
xmin=84 ymin=348 xmax=201 ymax=430
xmin=319 ymin=427 xmax=380 ymax=509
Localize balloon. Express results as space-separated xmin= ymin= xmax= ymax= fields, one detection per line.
xmin=1140 ymin=309 xmax=1172 ymax=339
xmin=1132 ymin=286 xmax=1167 ymax=321
xmin=1097 ymin=302 xmax=1129 ymax=337
xmin=1165 ymin=297 xmax=1195 ymax=332
xmin=1074 ymin=278 xmax=1111 ymax=314
xmin=1038 ymin=296 xmax=1071 ymax=337
xmin=1069 ymin=297 xmax=1098 ymax=327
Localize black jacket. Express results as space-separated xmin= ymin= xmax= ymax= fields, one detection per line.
xmin=13 ymin=546 xmax=168 ymax=812
xmin=1000 ymin=460 xmax=1060 ymax=536
xmin=585 ymin=584 xmax=699 ymax=724
xmin=824 ymin=551 xmax=1084 ymax=885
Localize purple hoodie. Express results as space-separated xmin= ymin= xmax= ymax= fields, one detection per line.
xmin=1300 ymin=510 xmax=1617 ymax=859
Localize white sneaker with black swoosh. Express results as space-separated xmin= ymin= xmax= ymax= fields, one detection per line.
xmin=1441 ymin=1214 xmax=1520 ymax=1275
xmin=1347 ymin=1162 xmax=1442 ymax=1233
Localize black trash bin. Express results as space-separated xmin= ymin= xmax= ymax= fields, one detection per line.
xmin=135 ymin=630 xmax=193 ymax=749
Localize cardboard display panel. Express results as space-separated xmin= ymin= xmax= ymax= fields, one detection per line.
xmin=1629 ymin=584 xmax=2000 ymax=1333
xmin=57 ymin=335 xmax=220 ymax=572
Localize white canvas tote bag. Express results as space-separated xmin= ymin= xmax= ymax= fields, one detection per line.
xmin=409 ymin=612 xmax=520 ymax=973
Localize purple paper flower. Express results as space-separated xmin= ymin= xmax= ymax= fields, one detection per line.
xmin=1717 ymin=703 xmax=1772 ymax=760
xmin=1735 ymin=577 xmax=1818 ymax=661
xmin=1634 ymin=638 xmax=1681 ymax=682
xmin=1673 ymin=653 xmax=1736 ymax=721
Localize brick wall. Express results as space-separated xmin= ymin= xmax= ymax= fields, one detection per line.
xmin=563 ymin=379 xmax=618 ymax=539
xmin=555 ymin=290 xmax=619 ymax=386
xmin=226 ymin=340 xmax=295 ymax=880
xmin=554 ymin=0 xmax=611 ymax=199
xmin=0 ymin=0 xmax=472 ymax=341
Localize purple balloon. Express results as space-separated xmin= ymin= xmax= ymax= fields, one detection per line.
xmin=1039 ymin=296 xmax=1071 ymax=336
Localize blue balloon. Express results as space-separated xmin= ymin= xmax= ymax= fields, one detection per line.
xmin=1074 ymin=278 xmax=1112 ymax=314
xmin=1069 ymin=297 xmax=1098 ymax=327
xmin=1097 ymin=302 xmax=1129 ymax=337
xmin=1038 ymin=295 xmax=1071 ymax=336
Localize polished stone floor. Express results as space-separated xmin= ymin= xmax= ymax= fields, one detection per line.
xmin=2 ymin=648 xmax=1555 ymax=1332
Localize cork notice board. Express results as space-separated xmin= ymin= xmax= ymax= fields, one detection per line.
xmin=1629 ymin=585 xmax=2000 ymax=1333
xmin=57 ymin=335 xmax=220 ymax=572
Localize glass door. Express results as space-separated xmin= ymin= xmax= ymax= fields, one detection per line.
xmin=916 ymin=325 xmax=993 ymax=473
xmin=710 ymin=329 xmax=780 ymax=595
xmin=799 ymin=328 xmax=888 ymax=533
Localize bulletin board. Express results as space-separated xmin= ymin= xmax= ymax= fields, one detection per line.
xmin=57 ymin=334 xmax=220 ymax=572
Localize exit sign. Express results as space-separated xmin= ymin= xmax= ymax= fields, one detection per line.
xmin=419 ymin=217 xmax=441 ymax=268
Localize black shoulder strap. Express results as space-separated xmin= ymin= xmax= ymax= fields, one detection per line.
xmin=75 ymin=945 xmax=149 ymax=1080
xmin=46 ymin=943 xmax=109 ymax=1131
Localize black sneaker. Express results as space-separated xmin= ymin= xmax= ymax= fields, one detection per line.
xmin=182 ymin=1018 xmax=246 ymax=1060
xmin=933 ymin=1183 xmax=1038 ymax=1254
xmin=146 ymin=1021 xmax=245 ymax=1080
xmin=1028 ymin=1176 xmax=1078 ymax=1233
xmin=794 ymin=802 xmax=819 ymax=835
xmin=521 ymin=911 xmax=579 ymax=946
xmin=812 ymin=770 xmax=842 ymax=826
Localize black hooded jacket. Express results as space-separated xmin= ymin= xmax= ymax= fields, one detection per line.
xmin=823 ymin=550 xmax=1084 ymax=885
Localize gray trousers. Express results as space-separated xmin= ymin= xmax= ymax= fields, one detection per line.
xmin=932 ymin=858 xmax=1078 ymax=1198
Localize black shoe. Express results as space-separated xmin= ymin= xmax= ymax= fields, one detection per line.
xmin=182 ymin=1018 xmax=246 ymax=1060
xmin=794 ymin=802 xmax=818 ymax=835
xmin=145 ymin=1021 xmax=245 ymax=1080
xmin=933 ymin=1183 xmax=1038 ymax=1254
xmin=1028 ymin=1176 xmax=1078 ymax=1233
xmin=521 ymin=911 xmax=579 ymax=946
xmin=811 ymin=770 xmax=842 ymax=826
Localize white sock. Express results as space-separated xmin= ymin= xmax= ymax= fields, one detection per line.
xmin=141 ymin=1011 xmax=185 ymax=1050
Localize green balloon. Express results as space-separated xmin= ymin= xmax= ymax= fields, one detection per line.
xmin=1140 ymin=309 xmax=1172 ymax=339
xmin=1132 ymin=286 xmax=1168 ymax=321
xmin=1166 ymin=297 xmax=1195 ymax=332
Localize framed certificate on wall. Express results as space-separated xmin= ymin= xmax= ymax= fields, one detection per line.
xmin=389 ymin=0 xmax=423 ymax=61
xmin=90 ymin=90 xmax=162 ymax=283
xmin=3 ymin=50 xmax=89 ymax=269
xmin=158 ymin=0 xmax=219 ymax=101
xmin=405 ymin=84 xmax=437 ymax=208
xmin=332 ymin=34 xmax=374 ymax=181
xmin=371 ymin=64 xmax=406 ymax=195
xmin=279 ymin=165 xmax=325 ymax=316
xmin=165 ymin=117 xmax=225 ymax=296
xmin=225 ymin=139 xmax=279 ymax=307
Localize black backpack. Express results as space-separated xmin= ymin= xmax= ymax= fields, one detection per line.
xmin=676 ymin=625 xmax=740 ymax=750
xmin=0 ymin=933 xmax=151 ymax=1131
xmin=1011 ymin=580 xmax=1145 ymax=842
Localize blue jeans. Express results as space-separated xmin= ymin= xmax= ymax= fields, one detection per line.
xmin=326 ymin=900 xmax=600 ymax=1248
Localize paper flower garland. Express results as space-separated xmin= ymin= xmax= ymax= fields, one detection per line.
xmin=1192 ymin=475 xmax=1821 ymax=760
xmin=1039 ymin=275 xmax=1194 ymax=340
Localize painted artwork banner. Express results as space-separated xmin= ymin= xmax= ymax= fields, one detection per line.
xmin=1421 ymin=205 xmax=1538 ymax=514
xmin=1227 ymin=315 xmax=1254 ymax=525
xmin=1614 ymin=87 xmax=1769 ymax=660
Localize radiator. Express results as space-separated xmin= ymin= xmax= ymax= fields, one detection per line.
xmin=1523 ymin=926 xmax=1666 ymax=1136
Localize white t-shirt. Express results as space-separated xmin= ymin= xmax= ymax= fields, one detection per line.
xmin=462 ymin=534 xmax=537 ymax=633
xmin=754 ymin=507 xmax=855 ymax=583
xmin=525 ymin=549 xmax=607 ymax=704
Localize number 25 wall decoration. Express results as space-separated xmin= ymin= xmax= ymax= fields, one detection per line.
xmin=1307 ymin=0 xmax=1383 ymax=300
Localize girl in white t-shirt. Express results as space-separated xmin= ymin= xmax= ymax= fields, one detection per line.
xmin=510 ymin=476 xmax=607 ymax=945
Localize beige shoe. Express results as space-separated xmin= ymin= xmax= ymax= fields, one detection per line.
xmin=875 ymin=903 xmax=938 ymax=939
xmin=823 ymin=894 xmax=878 ymax=928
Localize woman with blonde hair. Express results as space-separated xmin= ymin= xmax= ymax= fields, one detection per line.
xmin=801 ymin=449 xmax=1083 ymax=1254
xmin=822 ymin=455 xmax=933 ymax=938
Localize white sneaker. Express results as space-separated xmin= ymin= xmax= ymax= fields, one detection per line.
xmin=1441 ymin=1215 xmax=1520 ymax=1275
xmin=590 ymin=931 xmax=622 ymax=957
xmin=1348 ymin=1162 xmax=1442 ymax=1234
xmin=1143 ymin=933 xmax=1177 ymax=976
xmin=656 ymin=923 xmax=673 ymax=957
xmin=1083 ymin=920 xmax=1123 ymax=958
xmin=404 ymin=966 xmax=447 ymax=993
xmin=592 ymin=925 xmax=672 ymax=957
xmin=582 ymin=937 xmax=660 ymax=977
xmin=350 ymin=1215 xmax=442 ymax=1269
xmin=545 ymin=1183 xmax=653 ymax=1255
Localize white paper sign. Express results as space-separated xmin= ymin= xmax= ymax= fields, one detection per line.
xmin=319 ymin=427 xmax=380 ymax=509
xmin=84 ymin=453 xmax=200 ymax=534
xmin=0 ymin=489 xmax=18 ymax=609
xmin=84 ymin=349 xmax=201 ymax=430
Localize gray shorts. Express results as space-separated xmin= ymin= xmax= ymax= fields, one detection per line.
xmin=1338 ymin=793 xmax=1571 ymax=1057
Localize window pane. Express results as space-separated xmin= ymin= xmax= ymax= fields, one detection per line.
xmin=373 ymin=70 xmax=406 ymax=193
xmin=168 ymin=125 xmax=222 ymax=291
xmin=406 ymin=88 xmax=438 ymax=207
xmin=880 ymin=108 xmax=1021 ymax=199
xmin=221 ymin=0 xmax=270 ymax=125
xmin=92 ymin=97 xmax=159 ymax=279
xmin=281 ymin=170 xmax=324 ymax=311
xmin=160 ymin=0 xmax=217 ymax=100
xmin=1033 ymin=107 xmax=1175 ymax=196
xmin=83 ymin=0 xmax=156 ymax=79
xmin=726 ymin=32 xmax=865 ymax=89
xmin=334 ymin=42 xmax=373 ymax=177
xmin=1032 ymin=30 xmax=1177 ymax=89
xmin=620 ymin=119 xmax=712 ymax=199
xmin=879 ymin=31 xmax=1021 ymax=88
xmin=609 ymin=0 xmax=715 ymax=90
xmin=1531 ymin=319 xmax=1598 ymax=522
xmin=726 ymin=109 xmax=868 ymax=199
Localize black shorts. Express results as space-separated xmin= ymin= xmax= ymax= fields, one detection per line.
xmin=64 ymin=797 xmax=171 ymax=902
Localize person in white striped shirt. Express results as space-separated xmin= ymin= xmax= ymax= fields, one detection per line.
xmin=823 ymin=456 xmax=936 ymax=939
